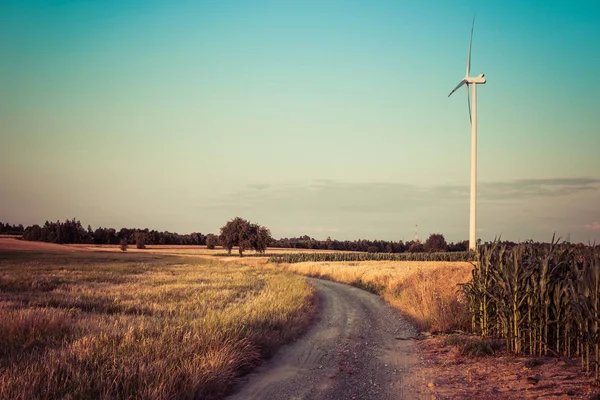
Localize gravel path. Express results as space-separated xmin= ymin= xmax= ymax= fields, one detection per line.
xmin=228 ymin=278 xmax=422 ymax=400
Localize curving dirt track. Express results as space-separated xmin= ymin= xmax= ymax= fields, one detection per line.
xmin=228 ymin=278 xmax=423 ymax=400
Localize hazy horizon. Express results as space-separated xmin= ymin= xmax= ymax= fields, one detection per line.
xmin=2 ymin=1 xmax=599 ymax=243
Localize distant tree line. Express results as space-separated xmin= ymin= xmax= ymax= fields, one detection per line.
xmin=7 ymin=218 xmax=531 ymax=253
xmin=3 ymin=219 xmax=207 ymax=246
xmin=0 ymin=222 xmax=25 ymax=235
xmin=271 ymin=233 xmax=469 ymax=253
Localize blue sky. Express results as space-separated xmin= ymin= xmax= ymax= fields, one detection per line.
xmin=1 ymin=0 xmax=599 ymax=242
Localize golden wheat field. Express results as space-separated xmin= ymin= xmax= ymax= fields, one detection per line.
xmin=271 ymin=260 xmax=473 ymax=332
xmin=0 ymin=250 xmax=315 ymax=400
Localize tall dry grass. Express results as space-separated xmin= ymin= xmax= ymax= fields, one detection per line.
xmin=273 ymin=260 xmax=472 ymax=333
xmin=0 ymin=251 xmax=315 ymax=399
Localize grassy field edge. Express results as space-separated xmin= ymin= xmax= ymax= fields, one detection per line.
xmin=0 ymin=251 xmax=318 ymax=400
xmin=257 ymin=259 xmax=473 ymax=333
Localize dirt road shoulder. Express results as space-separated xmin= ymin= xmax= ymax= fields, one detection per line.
xmin=228 ymin=278 xmax=424 ymax=400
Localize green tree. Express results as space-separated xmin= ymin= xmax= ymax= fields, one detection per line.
xmin=23 ymin=225 xmax=42 ymax=241
xmin=219 ymin=217 xmax=272 ymax=257
xmin=135 ymin=231 xmax=147 ymax=249
xmin=220 ymin=217 xmax=249 ymax=255
xmin=408 ymin=241 xmax=424 ymax=253
xmin=249 ymin=225 xmax=272 ymax=254
xmin=205 ymin=233 xmax=218 ymax=249
xmin=326 ymin=236 xmax=334 ymax=250
xmin=424 ymin=233 xmax=448 ymax=252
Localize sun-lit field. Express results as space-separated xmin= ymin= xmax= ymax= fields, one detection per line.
xmin=107 ymin=239 xmax=475 ymax=334
xmin=0 ymin=249 xmax=315 ymax=400
xmin=271 ymin=260 xmax=473 ymax=333
xmin=0 ymin=237 xmax=473 ymax=398
xmin=0 ymin=237 xmax=474 ymax=335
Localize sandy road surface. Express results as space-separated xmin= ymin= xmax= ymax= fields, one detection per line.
xmin=228 ymin=278 xmax=423 ymax=400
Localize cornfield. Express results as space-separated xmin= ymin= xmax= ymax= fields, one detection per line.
xmin=215 ymin=253 xmax=284 ymax=258
xmin=268 ymin=251 xmax=475 ymax=263
xmin=461 ymin=240 xmax=600 ymax=382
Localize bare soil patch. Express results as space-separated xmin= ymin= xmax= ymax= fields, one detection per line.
xmin=409 ymin=335 xmax=600 ymax=399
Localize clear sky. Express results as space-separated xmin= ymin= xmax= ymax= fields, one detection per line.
xmin=1 ymin=0 xmax=599 ymax=243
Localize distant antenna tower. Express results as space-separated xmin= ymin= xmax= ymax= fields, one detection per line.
xmin=415 ymin=224 xmax=419 ymax=242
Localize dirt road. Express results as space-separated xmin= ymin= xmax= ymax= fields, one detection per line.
xmin=228 ymin=278 xmax=423 ymax=400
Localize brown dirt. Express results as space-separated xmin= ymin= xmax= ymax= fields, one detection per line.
xmin=409 ymin=335 xmax=600 ymax=399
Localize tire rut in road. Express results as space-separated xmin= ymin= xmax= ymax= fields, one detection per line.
xmin=227 ymin=278 xmax=422 ymax=400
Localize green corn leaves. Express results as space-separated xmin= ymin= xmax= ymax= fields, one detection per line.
xmin=461 ymin=241 xmax=600 ymax=383
xmin=268 ymin=251 xmax=475 ymax=263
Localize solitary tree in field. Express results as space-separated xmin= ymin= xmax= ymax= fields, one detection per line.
xmin=220 ymin=217 xmax=248 ymax=255
xmin=219 ymin=217 xmax=272 ymax=256
xmin=424 ymin=233 xmax=448 ymax=252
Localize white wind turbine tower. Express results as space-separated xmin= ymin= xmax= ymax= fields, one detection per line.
xmin=448 ymin=15 xmax=486 ymax=251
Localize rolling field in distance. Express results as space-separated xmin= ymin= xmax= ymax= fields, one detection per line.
xmin=0 ymin=248 xmax=316 ymax=400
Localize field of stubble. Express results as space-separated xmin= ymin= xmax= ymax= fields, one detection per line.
xmin=0 ymin=250 xmax=315 ymax=400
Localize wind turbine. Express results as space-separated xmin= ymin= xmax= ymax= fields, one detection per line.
xmin=448 ymin=15 xmax=486 ymax=251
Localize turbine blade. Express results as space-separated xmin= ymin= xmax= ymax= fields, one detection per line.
xmin=465 ymin=84 xmax=472 ymax=124
xmin=466 ymin=14 xmax=475 ymax=77
xmin=448 ymin=79 xmax=466 ymax=97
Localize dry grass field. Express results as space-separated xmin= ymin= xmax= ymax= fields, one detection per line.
xmin=3 ymin=239 xmax=597 ymax=398
xmin=0 ymin=237 xmax=474 ymax=334
xmin=0 ymin=248 xmax=315 ymax=400
xmin=270 ymin=260 xmax=473 ymax=333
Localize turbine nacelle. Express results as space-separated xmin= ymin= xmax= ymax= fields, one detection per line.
xmin=448 ymin=15 xmax=486 ymax=98
xmin=466 ymin=73 xmax=486 ymax=84
xmin=448 ymin=74 xmax=486 ymax=98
